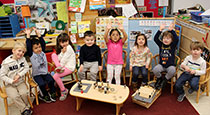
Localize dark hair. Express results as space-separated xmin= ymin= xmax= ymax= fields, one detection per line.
xmin=134 ymin=34 xmax=148 ymax=47
xmin=162 ymin=31 xmax=174 ymax=41
xmin=84 ymin=30 xmax=95 ymax=38
xmin=31 ymin=37 xmax=41 ymax=47
xmin=56 ymin=33 xmax=75 ymax=54
xmin=190 ymin=41 xmax=204 ymax=51
xmin=109 ymin=28 xmax=121 ymax=37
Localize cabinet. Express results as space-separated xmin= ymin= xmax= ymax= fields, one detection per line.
xmin=0 ymin=14 xmax=21 ymax=38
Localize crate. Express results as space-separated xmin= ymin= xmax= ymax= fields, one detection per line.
xmin=190 ymin=11 xmax=204 ymax=22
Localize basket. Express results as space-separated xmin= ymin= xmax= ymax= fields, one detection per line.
xmin=190 ymin=11 xmax=204 ymax=22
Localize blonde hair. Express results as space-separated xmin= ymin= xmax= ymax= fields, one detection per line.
xmin=13 ymin=42 xmax=27 ymax=52
xmin=190 ymin=41 xmax=204 ymax=51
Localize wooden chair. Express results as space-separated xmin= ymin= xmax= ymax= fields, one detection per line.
xmin=0 ymin=73 xmax=34 ymax=115
xmin=101 ymin=50 xmax=127 ymax=85
xmin=128 ymin=53 xmax=153 ymax=86
xmin=152 ymin=54 xmax=180 ymax=94
xmin=196 ymin=62 xmax=210 ymax=103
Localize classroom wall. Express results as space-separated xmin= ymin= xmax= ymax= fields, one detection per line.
xmin=172 ymin=0 xmax=210 ymax=13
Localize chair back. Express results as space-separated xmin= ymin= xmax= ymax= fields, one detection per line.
xmin=200 ymin=62 xmax=210 ymax=82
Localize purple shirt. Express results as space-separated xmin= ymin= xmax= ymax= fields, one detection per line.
xmin=107 ymin=39 xmax=124 ymax=64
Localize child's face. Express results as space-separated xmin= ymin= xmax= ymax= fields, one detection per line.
xmin=59 ymin=40 xmax=69 ymax=48
xmin=32 ymin=43 xmax=42 ymax=54
xmin=191 ymin=48 xmax=202 ymax=59
xmin=12 ymin=48 xmax=25 ymax=60
xmin=162 ymin=36 xmax=172 ymax=45
xmin=110 ymin=30 xmax=120 ymax=42
xmin=137 ymin=36 xmax=145 ymax=47
xmin=84 ymin=36 xmax=95 ymax=46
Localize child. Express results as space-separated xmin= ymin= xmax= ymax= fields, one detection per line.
xmin=153 ymin=23 xmax=179 ymax=90
xmin=51 ymin=33 xmax=76 ymax=101
xmin=0 ymin=42 xmax=32 ymax=115
xmin=130 ymin=34 xmax=152 ymax=91
xmin=78 ymin=31 xmax=102 ymax=81
xmin=25 ymin=27 xmax=56 ymax=103
xmin=104 ymin=23 xmax=127 ymax=85
xmin=175 ymin=41 xmax=206 ymax=102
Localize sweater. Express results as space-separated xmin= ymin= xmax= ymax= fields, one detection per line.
xmin=0 ymin=55 xmax=29 ymax=86
xmin=79 ymin=44 xmax=102 ymax=66
xmin=154 ymin=30 xmax=179 ymax=68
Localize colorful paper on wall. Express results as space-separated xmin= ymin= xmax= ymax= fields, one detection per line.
xmin=89 ymin=0 xmax=106 ymax=10
xmin=78 ymin=21 xmax=90 ymax=34
xmin=68 ymin=0 xmax=86 ymax=13
xmin=56 ymin=1 xmax=68 ymax=23
xmin=21 ymin=5 xmax=31 ymax=17
xmin=15 ymin=0 xmax=27 ymax=6
xmin=71 ymin=21 xmax=77 ymax=33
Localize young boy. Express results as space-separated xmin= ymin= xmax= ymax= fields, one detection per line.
xmin=0 ymin=42 xmax=32 ymax=115
xmin=25 ymin=27 xmax=56 ymax=103
xmin=153 ymin=23 xmax=179 ymax=90
xmin=175 ymin=41 xmax=206 ymax=102
xmin=78 ymin=30 xmax=102 ymax=81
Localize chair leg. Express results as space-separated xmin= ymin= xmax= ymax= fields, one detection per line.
xmin=4 ymin=98 xmax=8 ymax=115
xmin=206 ymin=81 xmax=209 ymax=96
xmin=171 ymin=79 xmax=173 ymax=94
xmin=123 ymin=69 xmax=126 ymax=85
xmin=35 ymin=86 xmax=39 ymax=105
xmin=196 ymin=85 xmax=201 ymax=103
xmin=27 ymin=95 xmax=33 ymax=108
xmin=75 ymin=72 xmax=79 ymax=82
xmin=99 ymin=71 xmax=102 ymax=82
xmin=148 ymin=71 xmax=150 ymax=81
xmin=129 ymin=72 xmax=132 ymax=86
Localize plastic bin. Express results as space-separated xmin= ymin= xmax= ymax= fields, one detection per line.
xmin=190 ymin=11 xmax=204 ymax=22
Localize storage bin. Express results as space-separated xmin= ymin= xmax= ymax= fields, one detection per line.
xmin=190 ymin=11 xmax=204 ymax=22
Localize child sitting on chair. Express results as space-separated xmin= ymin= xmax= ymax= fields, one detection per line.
xmin=153 ymin=23 xmax=179 ymax=90
xmin=0 ymin=42 xmax=32 ymax=115
xmin=25 ymin=27 xmax=56 ymax=103
xmin=78 ymin=30 xmax=102 ymax=81
xmin=175 ymin=41 xmax=206 ymax=102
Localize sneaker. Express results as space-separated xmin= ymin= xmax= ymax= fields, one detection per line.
xmin=39 ymin=95 xmax=52 ymax=103
xmin=154 ymin=78 xmax=162 ymax=90
xmin=50 ymin=92 xmax=56 ymax=102
xmin=21 ymin=109 xmax=33 ymax=115
xmin=55 ymin=67 xmax=64 ymax=73
xmin=177 ymin=93 xmax=186 ymax=102
xmin=188 ymin=88 xmax=194 ymax=94
xmin=59 ymin=89 xmax=69 ymax=101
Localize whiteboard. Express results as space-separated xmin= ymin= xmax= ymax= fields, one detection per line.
xmin=172 ymin=0 xmax=210 ymax=13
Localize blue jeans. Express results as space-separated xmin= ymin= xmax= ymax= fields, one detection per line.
xmin=132 ymin=66 xmax=148 ymax=83
xmin=175 ymin=72 xmax=200 ymax=95
xmin=34 ymin=73 xmax=56 ymax=96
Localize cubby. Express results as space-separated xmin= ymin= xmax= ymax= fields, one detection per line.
xmin=0 ymin=14 xmax=21 ymax=38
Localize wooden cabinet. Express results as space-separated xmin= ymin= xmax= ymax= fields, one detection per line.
xmin=0 ymin=14 xmax=21 ymax=38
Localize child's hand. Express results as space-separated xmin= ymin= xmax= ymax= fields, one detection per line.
xmin=79 ymin=65 xmax=83 ymax=72
xmin=107 ymin=23 xmax=112 ymax=30
xmin=160 ymin=24 xmax=166 ymax=31
xmin=61 ymin=46 xmax=67 ymax=53
xmin=98 ymin=66 xmax=102 ymax=71
xmin=129 ymin=66 xmax=132 ymax=71
xmin=168 ymin=23 xmax=174 ymax=31
xmin=118 ymin=23 xmax=124 ymax=30
xmin=24 ymin=28 xmax=31 ymax=36
xmin=145 ymin=64 xmax=149 ymax=69
xmin=13 ymin=75 xmax=20 ymax=83
xmin=190 ymin=70 xmax=196 ymax=74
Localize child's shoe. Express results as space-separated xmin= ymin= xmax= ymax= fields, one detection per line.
xmin=49 ymin=92 xmax=57 ymax=102
xmin=188 ymin=88 xmax=194 ymax=94
xmin=59 ymin=88 xmax=69 ymax=101
xmin=55 ymin=67 xmax=64 ymax=73
xmin=177 ymin=93 xmax=186 ymax=102
xmin=154 ymin=78 xmax=162 ymax=90
xmin=132 ymin=82 xmax=138 ymax=92
xmin=39 ymin=95 xmax=52 ymax=103
xmin=21 ymin=109 xmax=33 ymax=115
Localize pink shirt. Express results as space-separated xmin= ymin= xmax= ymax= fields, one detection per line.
xmin=107 ymin=39 xmax=124 ymax=64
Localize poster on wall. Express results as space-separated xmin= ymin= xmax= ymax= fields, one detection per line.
xmin=175 ymin=24 xmax=182 ymax=55
xmin=68 ymin=0 xmax=86 ymax=13
xmin=116 ymin=0 xmax=131 ymax=4
xmin=89 ymin=0 xmax=106 ymax=10
xmin=130 ymin=31 xmax=141 ymax=40
xmin=15 ymin=0 xmax=27 ymax=6
xmin=78 ymin=21 xmax=90 ymax=37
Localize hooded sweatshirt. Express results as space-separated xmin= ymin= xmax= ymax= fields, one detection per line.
xmin=0 ymin=55 xmax=29 ymax=86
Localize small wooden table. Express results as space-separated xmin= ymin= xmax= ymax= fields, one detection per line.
xmin=70 ymin=80 xmax=129 ymax=115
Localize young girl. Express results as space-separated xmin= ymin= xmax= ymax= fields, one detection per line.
xmin=104 ymin=23 xmax=127 ymax=85
xmin=51 ymin=33 xmax=76 ymax=101
xmin=130 ymin=34 xmax=152 ymax=91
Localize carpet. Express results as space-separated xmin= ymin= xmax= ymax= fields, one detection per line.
xmin=32 ymin=83 xmax=199 ymax=115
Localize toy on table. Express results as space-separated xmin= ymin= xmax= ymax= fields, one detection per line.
xmin=93 ymin=81 xmax=114 ymax=94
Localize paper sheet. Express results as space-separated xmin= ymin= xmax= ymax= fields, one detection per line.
xmin=159 ymin=0 xmax=168 ymax=6
xmin=135 ymin=0 xmax=144 ymax=6
xmin=116 ymin=3 xmax=137 ymax=18
xmin=56 ymin=1 xmax=68 ymax=23
xmin=201 ymin=9 xmax=210 ymax=16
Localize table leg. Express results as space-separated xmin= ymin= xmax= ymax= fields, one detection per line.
xmin=116 ymin=104 xmax=123 ymax=115
xmin=76 ymin=97 xmax=84 ymax=111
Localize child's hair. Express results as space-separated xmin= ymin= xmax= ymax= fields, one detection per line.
xmin=190 ymin=41 xmax=204 ymax=51
xmin=84 ymin=30 xmax=95 ymax=38
xmin=31 ymin=38 xmax=41 ymax=47
xmin=134 ymin=34 xmax=148 ymax=47
xmin=56 ymin=33 xmax=75 ymax=54
xmin=162 ymin=31 xmax=174 ymax=41
xmin=109 ymin=28 xmax=121 ymax=39
xmin=13 ymin=42 xmax=26 ymax=52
